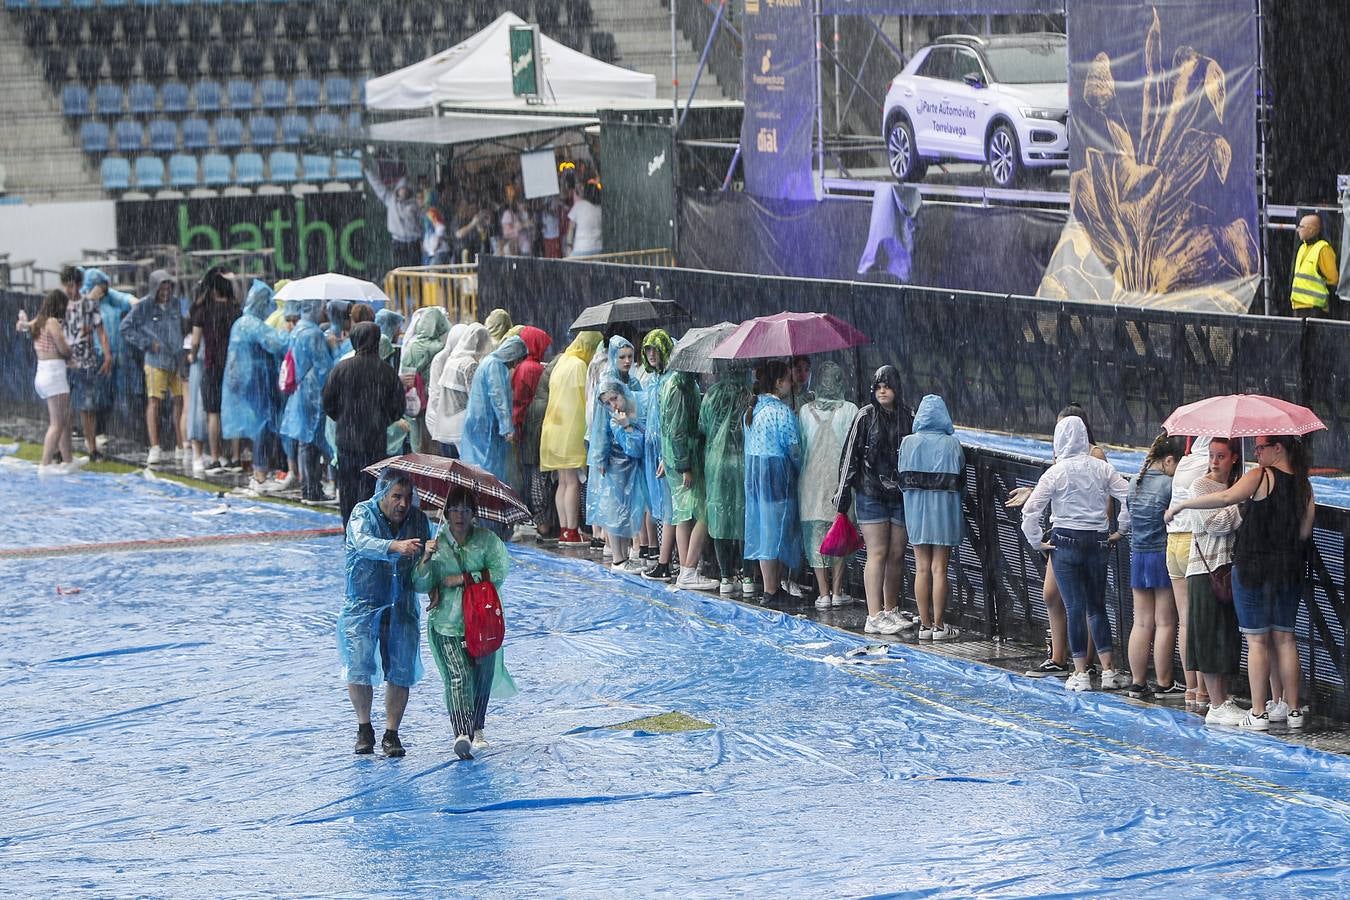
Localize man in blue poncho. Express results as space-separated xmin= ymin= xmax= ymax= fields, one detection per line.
xmin=79 ymin=268 xmax=137 ymax=456
xmin=221 ymin=280 xmax=290 ymax=493
xmin=338 ymin=469 xmax=430 ymax=757
xmin=459 ymin=335 xmax=527 ymax=482
xmin=280 ymin=298 xmax=337 ymax=503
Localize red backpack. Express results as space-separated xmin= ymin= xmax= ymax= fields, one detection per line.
xmin=277 ymin=348 xmax=298 ymax=395
xmin=462 ymin=569 xmax=505 ymax=658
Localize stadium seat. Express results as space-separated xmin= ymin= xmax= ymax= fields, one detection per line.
xmin=108 ymin=46 xmax=136 ymax=82
xmin=82 ymin=121 xmax=111 ymax=153
xmin=312 ymin=112 xmax=340 ymax=138
xmin=186 ymin=7 xmax=212 ymax=43
xmin=314 ymin=3 xmax=340 ymax=36
xmin=169 ymin=154 xmax=199 ymax=188
xmin=301 ymin=153 xmax=331 ymax=182
xmin=193 ymin=80 xmax=222 ymax=113
xmin=218 ymin=5 xmax=244 ymax=41
xmin=88 ymin=9 xmax=116 ymax=44
xmin=345 ymin=110 xmax=363 ymax=132
xmin=280 ymin=114 xmax=309 ymax=144
xmin=94 ymin=84 xmax=124 ymax=117
xmin=268 ymin=151 xmax=299 ymax=184
xmin=334 ymin=154 xmax=362 ymax=180
xmin=248 ymin=114 xmax=278 ymax=147
xmin=293 ymin=78 xmax=321 ymax=109
xmin=54 ymin=10 xmax=81 ymax=46
xmin=336 ymin=39 xmax=362 ymax=74
xmin=174 ymin=44 xmax=199 ymax=79
xmin=536 ymin=0 xmax=562 ymax=32
xmin=207 ymin=43 xmax=236 ymax=78
xmin=76 ymin=47 xmax=104 ymax=85
xmin=272 ymin=43 xmax=298 ymax=78
xmin=402 ymin=36 xmax=428 ymax=68
xmin=62 ymin=85 xmax=90 ymax=117
xmin=43 ymin=51 xmax=69 ymax=86
xmin=250 ymin=4 xmax=278 ymax=40
xmin=134 ymin=156 xmax=166 ymax=190
xmin=302 ymin=40 xmax=330 ymax=75
xmin=129 ymin=83 xmax=158 ymax=116
xmin=160 ymin=81 xmax=190 ymax=114
xmin=282 ymin=5 xmax=309 ymax=41
xmin=122 ymin=6 xmax=148 ymax=43
xmin=367 ymin=38 xmax=394 ymax=74
xmin=214 ymin=116 xmax=243 ymax=148
xmin=409 ymin=0 xmax=434 ymax=35
xmin=101 ymin=157 xmax=131 ymax=192
xmin=234 ymin=152 xmax=264 ymax=185
xmin=260 ymin=78 xmax=288 ymax=110
xmin=323 ymin=76 xmax=352 ymax=108
xmin=155 ymin=7 xmax=181 ymax=42
xmin=149 ymin=118 xmax=178 ymax=152
xmin=114 ymin=120 xmax=145 ymax=152
xmin=140 ymin=45 xmax=168 ymax=82
xmin=181 ymin=117 xmax=210 ymax=150
xmin=379 ymin=1 xmax=405 ymax=33
xmin=202 ymin=152 xmax=232 ymax=187
xmin=345 ymin=5 xmax=372 ymax=35
xmin=239 ymin=42 xmax=266 ymax=74
xmin=227 ymin=79 xmax=255 ymax=110
xmin=590 ymin=32 xmax=618 ymax=65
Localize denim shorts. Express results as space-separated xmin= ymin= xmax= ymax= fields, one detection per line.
xmin=1231 ymin=568 xmax=1301 ymax=635
xmin=854 ymin=491 xmax=904 ymax=527
xmin=1130 ymin=550 xmax=1171 ymax=590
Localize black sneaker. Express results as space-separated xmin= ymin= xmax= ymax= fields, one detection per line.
xmin=354 ymin=723 xmax=375 ymax=755
xmin=588 ymin=538 xmax=605 ymax=555
xmin=453 ymin=733 xmax=474 ymax=760
xmin=1086 ymin=662 xmax=1102 ymax=677
xmin=639 ymin=545 xmax=656 ymax=560
xmin=1154 ymin=681 xmax=1188 ymax=696
xmin=641 ymin=561 xmax=672 ymax=581
xmin=381 ymin=730 xmax=405 ymax=758
xmin=1024 ymin=659 xmax=1071 ymax=678
xmin=1126 ymin=682 xmax=1153 ymax=699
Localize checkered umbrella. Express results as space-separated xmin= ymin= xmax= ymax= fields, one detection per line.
xmin=362 ymin=453 xmax=532 ymax=525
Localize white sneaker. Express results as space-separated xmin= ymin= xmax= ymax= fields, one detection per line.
xmin=1205 ymin=699 xmax=1248 ymax=727
xmin=930 ymin=623 xmax=960 ymax=641
xmin=95 ymin=434 xmax=110 ymax=452
xmin=274 ymin=472 xmax=297 ymax=492
xmin=1064 ymin=671 xmax=1092 ymax=692
xmin=1265 ymin=699 xmax=1290 ymax=723
xmin=176 ymin=446 xmax=190 ymax=464
xmin=918 ymin=623 xmax=934 ymax=640
xmin=740 ymin=578 xmax=758 ymax=598
xmin=814 ymin=594 xmax=832 ymax=610
xmin=1287 ymin=708 xmax=1306 ymax=730
xmin=66 ymin=455 xmax=89 ymax=471
xmin=719 ymin=578 xmax=738 ymax=596
xmin=192 ymin=457 xmax=207 ymax=476
xmin=864 ymin=614 xmax=903 ymax=636
xmin=205 ymin=459 xmax=228 ymax=475
xmin=1237 ymin=711 xmax=1270 ymax=731
xmin=453 ymin=734 xmax=473 ymax=760
xmin=471 ymin=729 xmax=489 ymax=750
xmin=1099 ymin=669 xmax=1130 ymax=691
xmin=882 ymin=609 xmax=916 ymax=631
xmin=676 ymin=567 xmax=720 ymax=591
xmin=37 ymin=463 xmax=70 ymax=476
xmin=146 ymin=446 xmax=163 ymax=465
xmin=831 ymin=593 xmax=849 ymax=607
xmin=784 ymin=581 xmax=804 ymax=599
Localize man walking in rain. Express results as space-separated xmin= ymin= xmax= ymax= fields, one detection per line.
xmin=336 ymin=470 xmax=430 ymax=758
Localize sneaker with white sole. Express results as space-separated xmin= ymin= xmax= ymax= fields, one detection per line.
xmin=192 ymin=457 xmax=207 ymax=476
xmin=1287 ymin=708 xmax=1306 ymax=730
xmin=831 ymin=593 xmax=849 ymax=607
xmin=917 ymin=624 xmax=934 ymax=640
xmin=740 ymin=578 xmax=759 ymax=599
xmin=1237 ymin=711 xmax=1270 ymax=731
xmin=66 ymin=456 xmax=89 ymax=471
xmin=1025 ymin=659 xmax=1072 ymax=678
xmin=719 ymin=578 xmax=738 ymax=596
xmin=453 ymin=734 xmax=473 ymax=760
xmin=1205 ymin=699 xmax=1247 ymax=727
xmin=676 ymin=567 xmax=720 ymax=591
xmin=1064 ymin=672 xmax=1092 ymax=692
xmin=1099 ymin=669 xmax=1130 ymax=690
xmin=864 ymin=614 xmax=903 ymax=635
xmin=814 ymin=594 xmax=832 ymax=610
xmin=146 ymin=446 xmax=163 ymax=466
xmin=471 ymin=729 xmax=489 ymax=751
xmin=882 ymin=609 xmax=916 ymax=631
xmin=1265 ymin=699 xmax=1290 ymax=723
xmin=930 ymin=623 xmax=960 ymax=641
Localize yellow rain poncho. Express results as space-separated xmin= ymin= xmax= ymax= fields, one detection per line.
xmin=539 ymin=331 xmax=603 ymax=472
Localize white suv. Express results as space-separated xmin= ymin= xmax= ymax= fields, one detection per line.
xmin=882 ymin=33 xmax=1068 ymax=188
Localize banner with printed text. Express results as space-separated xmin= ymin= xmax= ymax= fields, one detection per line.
xmin=1038 ymin=0 xmax=1259 ymax=313
xmin=739 ymin=0 xmax=815 ymax=201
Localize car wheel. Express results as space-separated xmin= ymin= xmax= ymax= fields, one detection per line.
xmin=886 ymin=117 xmax=926 ymax=183
xmin=986 ymin=123 xmax=1023 ymax=188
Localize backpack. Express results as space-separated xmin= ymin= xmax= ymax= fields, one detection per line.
xmin=277 ymin=348 xmax=298 ymax=395
xmin=461 ymin=569 xmax=505 ymax=658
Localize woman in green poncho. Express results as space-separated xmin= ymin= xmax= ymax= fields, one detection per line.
xmin=698 ymin=368 xmax=755 ymax=597
xmin=412 ymin=483 xmax=518 ymax=760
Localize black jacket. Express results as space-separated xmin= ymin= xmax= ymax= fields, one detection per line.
xmin=321 ymin=323 xmax=405 ymax=454
xmin=833 ymin=403 xmax=913 ymax=511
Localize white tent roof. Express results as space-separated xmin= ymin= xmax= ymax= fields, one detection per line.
xmin=364 ymin=12 xmax=657 ymax=112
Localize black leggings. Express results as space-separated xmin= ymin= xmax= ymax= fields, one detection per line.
xmin=714 ymin=539 xmax=751 ymax=581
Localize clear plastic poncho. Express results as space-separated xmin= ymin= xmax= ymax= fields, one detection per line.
xmin=639 ymin=329 xmax=674 ymax=523
xmin=279 ymin=299 xmax=334 ymax=447
xmin=82 ymin=267 xmax=140 ymax=396
xmin=336 ymin=473 xmax=432 ymax=688
xmin=698 ymin=372 xmax=752 ymax=540
xmin=798 ymin=361 xmax=859 ymax=523
xmin=585 ymin=336 xmax=647 ymax=526
xmin=424 ymin=322 xmax=466 ymax=449
xmin=539 ymin=331 xmax=602 ymax=472
xmin=588 ymin=378 xmax=648 ymax=538
xmin=743 ymin=393 xmax=803 ymax=568
xmin=459 ymin=335 xmax=526 ymax=481
xmin=399 ymin=305 xmax=450 ymax=380
xmin=221 ymin=280 xmax=290 ymax=446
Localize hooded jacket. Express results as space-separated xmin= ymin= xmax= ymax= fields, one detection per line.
xmin=364 ymin=168 xmax=423 ymax=242
xmin=1019 ymin=416 xmax=1132 ymax=548
xmin=124 ymin=269 xmax=182 ymax=372
xmin=81 ymin=267 xmax=136 ymax=362
xmin=833 ymin=366 xmax=913 ymax=510
xmin=510 ymin=325 xmax=552 ymax=431
xmin=899 ymin=394 xmax=963 ymax=489
xmin=322 ymin=322 xmax=406 ymax=455
xmin=374 ymin=308 xmax=405 ymax=367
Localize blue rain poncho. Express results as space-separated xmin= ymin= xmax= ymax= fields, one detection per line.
xmin=82 ymin=267 xmax=140 ymax=395
xmin=325 ymin=300 xmax=352 ymax=358
xmin=221 ymin=280 xmax=289 ymax=446
xmin=459 ymin=335 xmax=526 ymax=481
xmin=898 ymin=394 xmax=965 ymax=548
xmin=374 ymin=308 xmax=404 ymax=366
xmin=585 ymin=336 xmax=647 ymax=525
xmin=279 ymin=299 xmax=334 ymax=447
xmin=589 ymin=379 xmax=648 ymax=538
xmin=743 ymin=393 xmax=803 ymax=568
xmin=336 ymin=473 xmax=432 ymax=688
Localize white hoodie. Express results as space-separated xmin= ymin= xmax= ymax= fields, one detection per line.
xmin=1021 ymin=417 xmax=1132 ymax=547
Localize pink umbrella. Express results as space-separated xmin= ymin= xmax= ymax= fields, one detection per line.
xmin=709 ymin=311 xmax=870 ymax=360
xmin=1162 ymin=394 xmax=1326 ymax=439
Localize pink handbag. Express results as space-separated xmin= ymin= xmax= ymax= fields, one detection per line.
xmin=820 ymin=513 xmax=864 ymax=557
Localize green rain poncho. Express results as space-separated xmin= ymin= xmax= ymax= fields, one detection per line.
xmin=398 ymin=306 xmax=450 ymax=380
xmin=484 ymin=308 xmax=514 ymax=347
xmin=698 ymin=371 xmax=753 ymax=540
xmin=659 ymin=370 xmax=705 ymax=525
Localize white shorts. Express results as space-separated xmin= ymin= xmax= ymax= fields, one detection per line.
xmin=34 ymin=358 xmax=69 ymax=400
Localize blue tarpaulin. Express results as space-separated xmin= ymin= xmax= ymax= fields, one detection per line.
xmin=2 ymin=462 xmax=1349 ymax=894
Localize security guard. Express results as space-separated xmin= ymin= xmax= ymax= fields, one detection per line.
xmin=1290 ymin=213 xmax=1338 ymax=318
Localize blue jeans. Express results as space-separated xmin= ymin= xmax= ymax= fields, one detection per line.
xmin=1048 ymin=528 xmax=1115 ymax=660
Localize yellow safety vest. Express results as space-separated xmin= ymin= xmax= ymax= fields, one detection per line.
xmin=1291 ymin=239 xmax=1332 ymax=310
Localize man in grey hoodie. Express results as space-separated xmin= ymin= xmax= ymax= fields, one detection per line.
xmin=124 ymin=270 xmax=184 ymax=466
xmin=364 ymin=163 xmax=424 ymax=272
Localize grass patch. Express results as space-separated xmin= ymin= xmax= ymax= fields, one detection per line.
xmin=605 ymin=712 xmax=714 ymax=733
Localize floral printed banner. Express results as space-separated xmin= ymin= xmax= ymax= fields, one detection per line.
xmin=1039 ymin=1 xmax=1259 ymax=313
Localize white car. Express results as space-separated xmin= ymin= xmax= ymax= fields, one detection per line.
xmin=882 ymin=33 xmax=1069 ymax=188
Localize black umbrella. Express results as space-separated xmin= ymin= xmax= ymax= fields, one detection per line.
xmin=569 ymin=297 xmax=688 ymax=331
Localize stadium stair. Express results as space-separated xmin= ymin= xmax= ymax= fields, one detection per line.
xmin=589 ymin=0 xmax=729 ymax=102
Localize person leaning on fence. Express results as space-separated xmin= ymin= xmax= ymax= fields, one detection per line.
xmin=1289 ymin=213 xmax=1338 ymax=318
xmin=123 ymin=270 xmax=184 ymax=467
xmin=899 ymin=394 xmax=965 ymax=641
xmin=413 ymin=483 xmax=518 ymax=761
xmin=1019 ymin=416 xmax=1133 ymax=694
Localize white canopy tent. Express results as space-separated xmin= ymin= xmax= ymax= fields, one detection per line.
xmin=364 ymin=12 xmax=657 ymax=112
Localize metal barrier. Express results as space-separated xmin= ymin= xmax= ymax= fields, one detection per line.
xmin=580 ymin=248 xmax=677 ymax=267
xmin=383 ymin=264 xmax=479 ymax=321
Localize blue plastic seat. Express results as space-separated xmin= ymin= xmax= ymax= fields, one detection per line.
xmin=193 ymin=80 xmax=222 ymax=113
xmin=334 ymin=154 xmax=361 ymax=180
xmin=323 ymin=76 xmax=352 ymax=108
xmin=312 ymin=112 xmax=340 ymax=138
xmin=81 ymin=121 xmax=111 ymax=153
xmin=100 ymin=157 xmax=131 ymax=191
xmin=345 ymin=110 xmax=363 ymax=132
xmin=129 ymin=83 xmax=157 ymax=116
xmin=134 ymin=156 xmax=165 ymax=190
xmin=202 ymin=152 xmax=232 ymax=186
xmin=280 ymin=114 xmax=308 ymax=144
xmin=95 ymin=84 xmax=124 ymax=117
xmin=293 ymin=78 xmax=321 ymax=109
xmin=260 ymin=79 xmax=288 ymax=110
xmin=5 ymin=1 xmax=33 ymax=11
xmin=248 ymin=114 xmax=278 ymax=147
xmin=227 ymin=79 xmax=255 ymax=110
xmin=161 ymin=81 xmax=190 ymax=114
xmin=301 ymin=153 xmax=331 ymax=182
xmin=114 ymin=120 xmax=144 ymax=152
xmin=149 ymin=118 xmax=178 ymax=152
xmin=168 ymin=153 xmax=199 ymax=187
xmin=214 ymin=116 xmax=243 ymax=148
xmin=268 ymin=151 xmax=298 ymax=184
xmin=62 ymin=85 xmax=89 ymax=117
xmin=181 ymin=117 xmax=210 ymax=149
xmin=234 ymin=152 xmax=264 ymax=186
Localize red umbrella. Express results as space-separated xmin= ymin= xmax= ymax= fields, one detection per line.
xmin=362 ymin=453 xmax=532 ymax=525
xmin=1162 ymin=394 xmax=1326 ymax=439
xmin=709 ymin=311 xmax=870 ymax=360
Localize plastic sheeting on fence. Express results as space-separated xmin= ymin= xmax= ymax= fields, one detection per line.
xmin=3 ymin=469 xmax=1350 ymax=894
